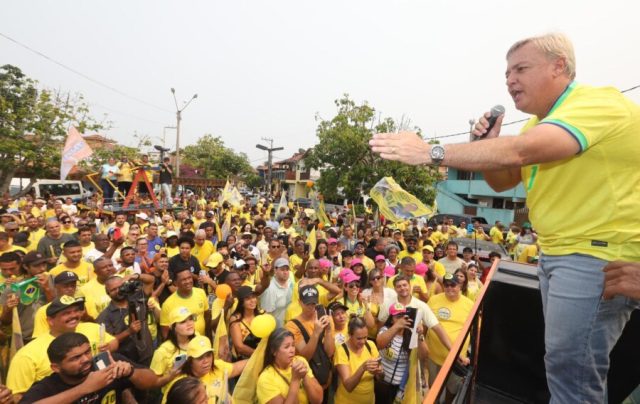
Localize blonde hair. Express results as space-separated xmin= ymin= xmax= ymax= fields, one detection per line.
xmin=507 ymin=33 xmax=576 ymax=79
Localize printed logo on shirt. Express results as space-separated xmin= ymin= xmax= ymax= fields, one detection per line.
xmin=437 ymin=307 xmax=451 ymax=320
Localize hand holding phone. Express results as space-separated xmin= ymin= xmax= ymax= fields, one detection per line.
xmin=173 ymin=353 xmax=187 ymax=370
xmin=92 ymin=352 xmax=112 ymax=371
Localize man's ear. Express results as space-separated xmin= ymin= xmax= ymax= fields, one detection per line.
xmin=50 ymin=361 xmax=61 ymax=374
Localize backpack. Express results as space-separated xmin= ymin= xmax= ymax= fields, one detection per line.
xmin=341 ymin=341 xmax=372 ymax=359
xmin=290 ymin=319 xmax=332 ymax=386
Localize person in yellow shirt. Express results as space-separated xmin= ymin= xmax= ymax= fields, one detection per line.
xmin=165 ymin=232 xmax=180 ymax=258
xmin=517 ymin=243 xmax=539 ymax=264
xmin=387 ymin=257 xmax=429 ymax=302
xmin=79 ymin=256 xmax=117 ymax=320
xmin=192 ymin=229 xmax=215 ymax=269
xmin=427 ymin=273 xmax=473 ymax=402
xmin=6 ymin=296 xmax=118 ymax=399
xmin=58 ymin=215 xmax=76 ymax=235
xmin=49 ymin=240 xmax=95 ymax=286
xmin=162 ymin=335 xmax=247 ymax=404
xmin=489 ymin=221 xmax=505 ymax=245
xmin=32 ymin=271 xmax=79 ymax=338
xmin=256 ymin=327 xmax=323 ymax=404
xmin=334 ymin=317 xmax=382 ymax=404
xmin=398 ymin=235 xmax=422 ymax=263
xmin=160 ymin=268 xmax=210 ymax=339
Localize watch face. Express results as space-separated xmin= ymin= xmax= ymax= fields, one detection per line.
xmin=432 ymin=146 xmax=445 ymax=160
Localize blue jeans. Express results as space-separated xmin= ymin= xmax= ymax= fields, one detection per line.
xmin=538 ymin=253 xmax=639 ymax=403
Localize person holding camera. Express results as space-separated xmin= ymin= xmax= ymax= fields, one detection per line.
xmin=20 ymin=332 xmax=176 ymax=404
xmin=96 ymin=276 xmax=154 ymax=366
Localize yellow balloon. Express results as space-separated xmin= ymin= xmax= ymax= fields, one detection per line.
xmin=251 ymin=314 xmax=277 ymax=339
xmin=215 ymin=284 xmax=232 ymax=300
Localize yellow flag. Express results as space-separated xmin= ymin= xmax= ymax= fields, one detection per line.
xmin=10 ymin=307 xmax=23 ymax=360
xmin=212 ymin=305 xmax=228 ymax=361
xmin=232 ymin=338 xmax=269 ymax=403
xmin=369 ymin=177 xmax=434 ymax=223
xmin=317 ymin=201 xmax=331 ymax=225
xmin=220 ymin=212 xmax=232 ymax=241
xmin=307 ymin=226 xmax=317 ymax=255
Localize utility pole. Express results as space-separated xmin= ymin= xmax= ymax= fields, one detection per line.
xmin=256 ymin=137 xmax=283 ymax=196
xmin=171 ymin=88 xmax=198 ymax=178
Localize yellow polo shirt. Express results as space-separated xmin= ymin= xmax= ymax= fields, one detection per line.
xmin=521 ymin=82 xmax=640 ymax=262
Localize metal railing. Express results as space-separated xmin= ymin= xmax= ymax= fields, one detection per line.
xmin=423 ymin=259 xmax=500 ymax=404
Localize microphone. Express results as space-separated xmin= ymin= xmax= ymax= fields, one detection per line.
xmin=471 ymin=105 xmax=505 ymax=142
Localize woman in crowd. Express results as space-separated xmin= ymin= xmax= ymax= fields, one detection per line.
xmin=385 ymin=245 xmax=401 ymax=269
xmin=164 ymin=335 xmax=247 ymax=403
xmin=313 ymin=239 xmax=329 ymax=261
xmin=375 ymin=303 xmax=427 ymax=403
xmin=150 ymin=306 xmax=197 ymax=393
xmin=334 ymin=317 xmax=382 ymax=404
xmin=256 ymin=328 xmax=323 ymax=404
xmin=454 ymin=267 xmax=470 ymax=298
xmin=350 ymin=259 xmax=368 ymax=289
xmin=58 ymin=215 xmax=76 ymax=234
xmin=434 ymin=245 xmax=445 ymax=260
xmin=165 ymin=377 xmax=208 ymax=404
xmin=381 ymin=227 xmax=392 ymax=238
xmin=335 ymin=270 xmax=375 ymax=329
xmin=229 ymin=286 xmax=263 ymax=361
xmin=329 ymin=301 xmax=349 ymax=346
xmin=466 ymin=263 xmax=484 ymax=301
xmin=360 ymin=268 xmax=396 ymax=338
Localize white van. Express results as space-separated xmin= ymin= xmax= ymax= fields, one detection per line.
xmin=10 ymin=178 xmax=92 ymax=202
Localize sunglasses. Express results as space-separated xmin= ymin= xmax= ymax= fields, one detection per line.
xmin=62 ymin=221 xmax=71 ymax=224
xmin=346 ymin=282 xmax=360 ymax=289
xmin=371 ymin=276 xmax=383 ymax=281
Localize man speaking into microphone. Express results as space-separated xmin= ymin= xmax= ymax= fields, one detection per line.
xmin=370 ymin=32 xmax=640 ymax=403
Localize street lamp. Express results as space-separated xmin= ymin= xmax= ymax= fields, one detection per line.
xmin=256 ymin=140 xmax=283 ymax=196
xmin=171 ymin=88 xmax=198 ymax=178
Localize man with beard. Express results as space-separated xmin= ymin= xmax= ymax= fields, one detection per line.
xmin=398 ymin=234 xmax=422 ymax=263
xmin=20 ymin=332 xmax=174 ymax=403
xmin=24 ymin=216 xmax=46 ymax=252
xmin=117 ymin=246 xmax=141 ymax=277
xmin=97 ymin=276 xmax=154 ymax=366
xmin=353 ymin=241 xmax=375 ymax=272
xmin=6 ymin=296 xmax=118 ymax=400
xmin=37 ymin=219 xmax=74 ymax=269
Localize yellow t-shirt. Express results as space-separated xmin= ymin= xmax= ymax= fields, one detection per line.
xmin=489 ymin=227 xmax=504 ymax=244
xmin=166 ymin=246 xmax=179 ymax=258
xmin=257 ymin=356 xmax=314 ymax=404
xmin=27 ymin=229 xmax=46 ymax=252
xmin=150 ymin=340 xmax=188 ymax=378
xmin=31 ymin=304 xmax=50 ymax=338
xmin=6 ymin=322 xmax=115 ymax=394
xmin=334 ymin=341 xmax=379 ymax=404
xmin=160 ymin=289 xmax=209 ymax=336
xmin=521 ymin=82 xmax=640 ymax=262
xmin=517 ymin=244 xmax=539 ymax=264
xmin=79 ymin=278 xmax=111 ymax=319
xmin=193 ymin=240 xmax=215 ymax=269
xmin=49 ymin=261 xmax=95 ymax=286
xmin=161 ymin=361 xmax=234 ymax=404
xmin=427 ymin=293 xmax=474 ymax=366
xmin=398 ymin=250 xmax=423 ymax=263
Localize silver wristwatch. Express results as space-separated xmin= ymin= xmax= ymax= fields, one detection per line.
xmin=430 ymin=145 xmax=445 ymax=165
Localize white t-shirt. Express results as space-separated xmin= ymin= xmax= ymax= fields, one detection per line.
xmin=378 ymin=296 xmax=439 ymax=329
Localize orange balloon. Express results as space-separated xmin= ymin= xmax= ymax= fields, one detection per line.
xmin=306 ymin=180 xmax=314 ymax=188
xmin=215 ymin=284 xmax=232 ymax=300
xmin=317 ymin=222 xmax=325 ymax=229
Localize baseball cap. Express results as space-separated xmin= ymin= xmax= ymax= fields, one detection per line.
xmin=234 ymin=259 xmax=248 ymax=270
xmin=350 ymin=258 xmax=363 ymax=268
xmin=22 ymin=251 xmax=48 ymax=266
xmin=187 ymin=335 xmax=213 ymax=358
xmin=327 ymin=301 xmax=349 ymax=313
xmin=327 ymin=238 xmax=338 ymax=245
xmin=46 ymin=296 xmax=85 ymax=317
xmin=205 ymin=211 xmax=214 ymax=218
xmin=237 ymin=286 xmax=256 ymax=300
xmin=339 ymin=268 xmax=360 ymax=284
xmin=389 ymin=303 xmax=407 ymax=317
xmin=54 ymin=271 xmax=79 ymax=285
xmin=299 ymin=285 xmax=319 ymax=305
xmin=375 ymin=255 xmax=386 ymax=262
xmin=443 ymin=273 xmax=459 ymax=286
xmin=241 ymin=232 xmax=253 ymax=239
xmin=422 ymin=245 xmax=435 ymax=253
xmin=318 ymin=259 xmax=332 ymax=269
xmin=522 ymin=222 xmax=532 ymax=229
xmin=274 ymin=257 xmax=290 ymax=269
xmin=34 ymin=199 xmax=46 ymax=204
xmin=205 ymin=252 xmax=224 ymax=268
xmin=135 ymin=212 xmax=149 ymax=221
xmin=169 ymin=306 xmax=193 ymax=325
xmin=166 ymin=231 xmax=178 ymax=239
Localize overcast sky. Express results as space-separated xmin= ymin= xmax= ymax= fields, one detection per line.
xmin=2 ymin=1 xmax=639 ymax=167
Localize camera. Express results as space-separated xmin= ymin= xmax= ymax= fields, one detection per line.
xmin=118 ymin=279 xmax=143 ymax=297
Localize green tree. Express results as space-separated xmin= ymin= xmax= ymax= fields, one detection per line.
xmin=305 ymin=94 xmax=441 ymax=204
xmin=0 ymin=64 xmax=106 ymax=194
xmin=182 ymin=134 xmax=254 ymax=180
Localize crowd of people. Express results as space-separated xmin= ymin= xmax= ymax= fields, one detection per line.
xmin=0 ymin=187 xmax=509 ymax=403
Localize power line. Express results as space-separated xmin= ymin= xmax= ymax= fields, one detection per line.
xmin=0 ymin=32 xmax=172 ymax=114
xmin=430 ymin=84 xmax=640 ymax=140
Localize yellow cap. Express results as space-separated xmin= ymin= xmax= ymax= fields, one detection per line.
xmin=422 ymin=245 xmax=434 ymax=253
xmin=187 ymin=335 xmax=213 ymax=358
xmin=169 ymin=306 xmax=192 ymax=325
xmin=205 ymin=252 xmax=224 ymax=268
